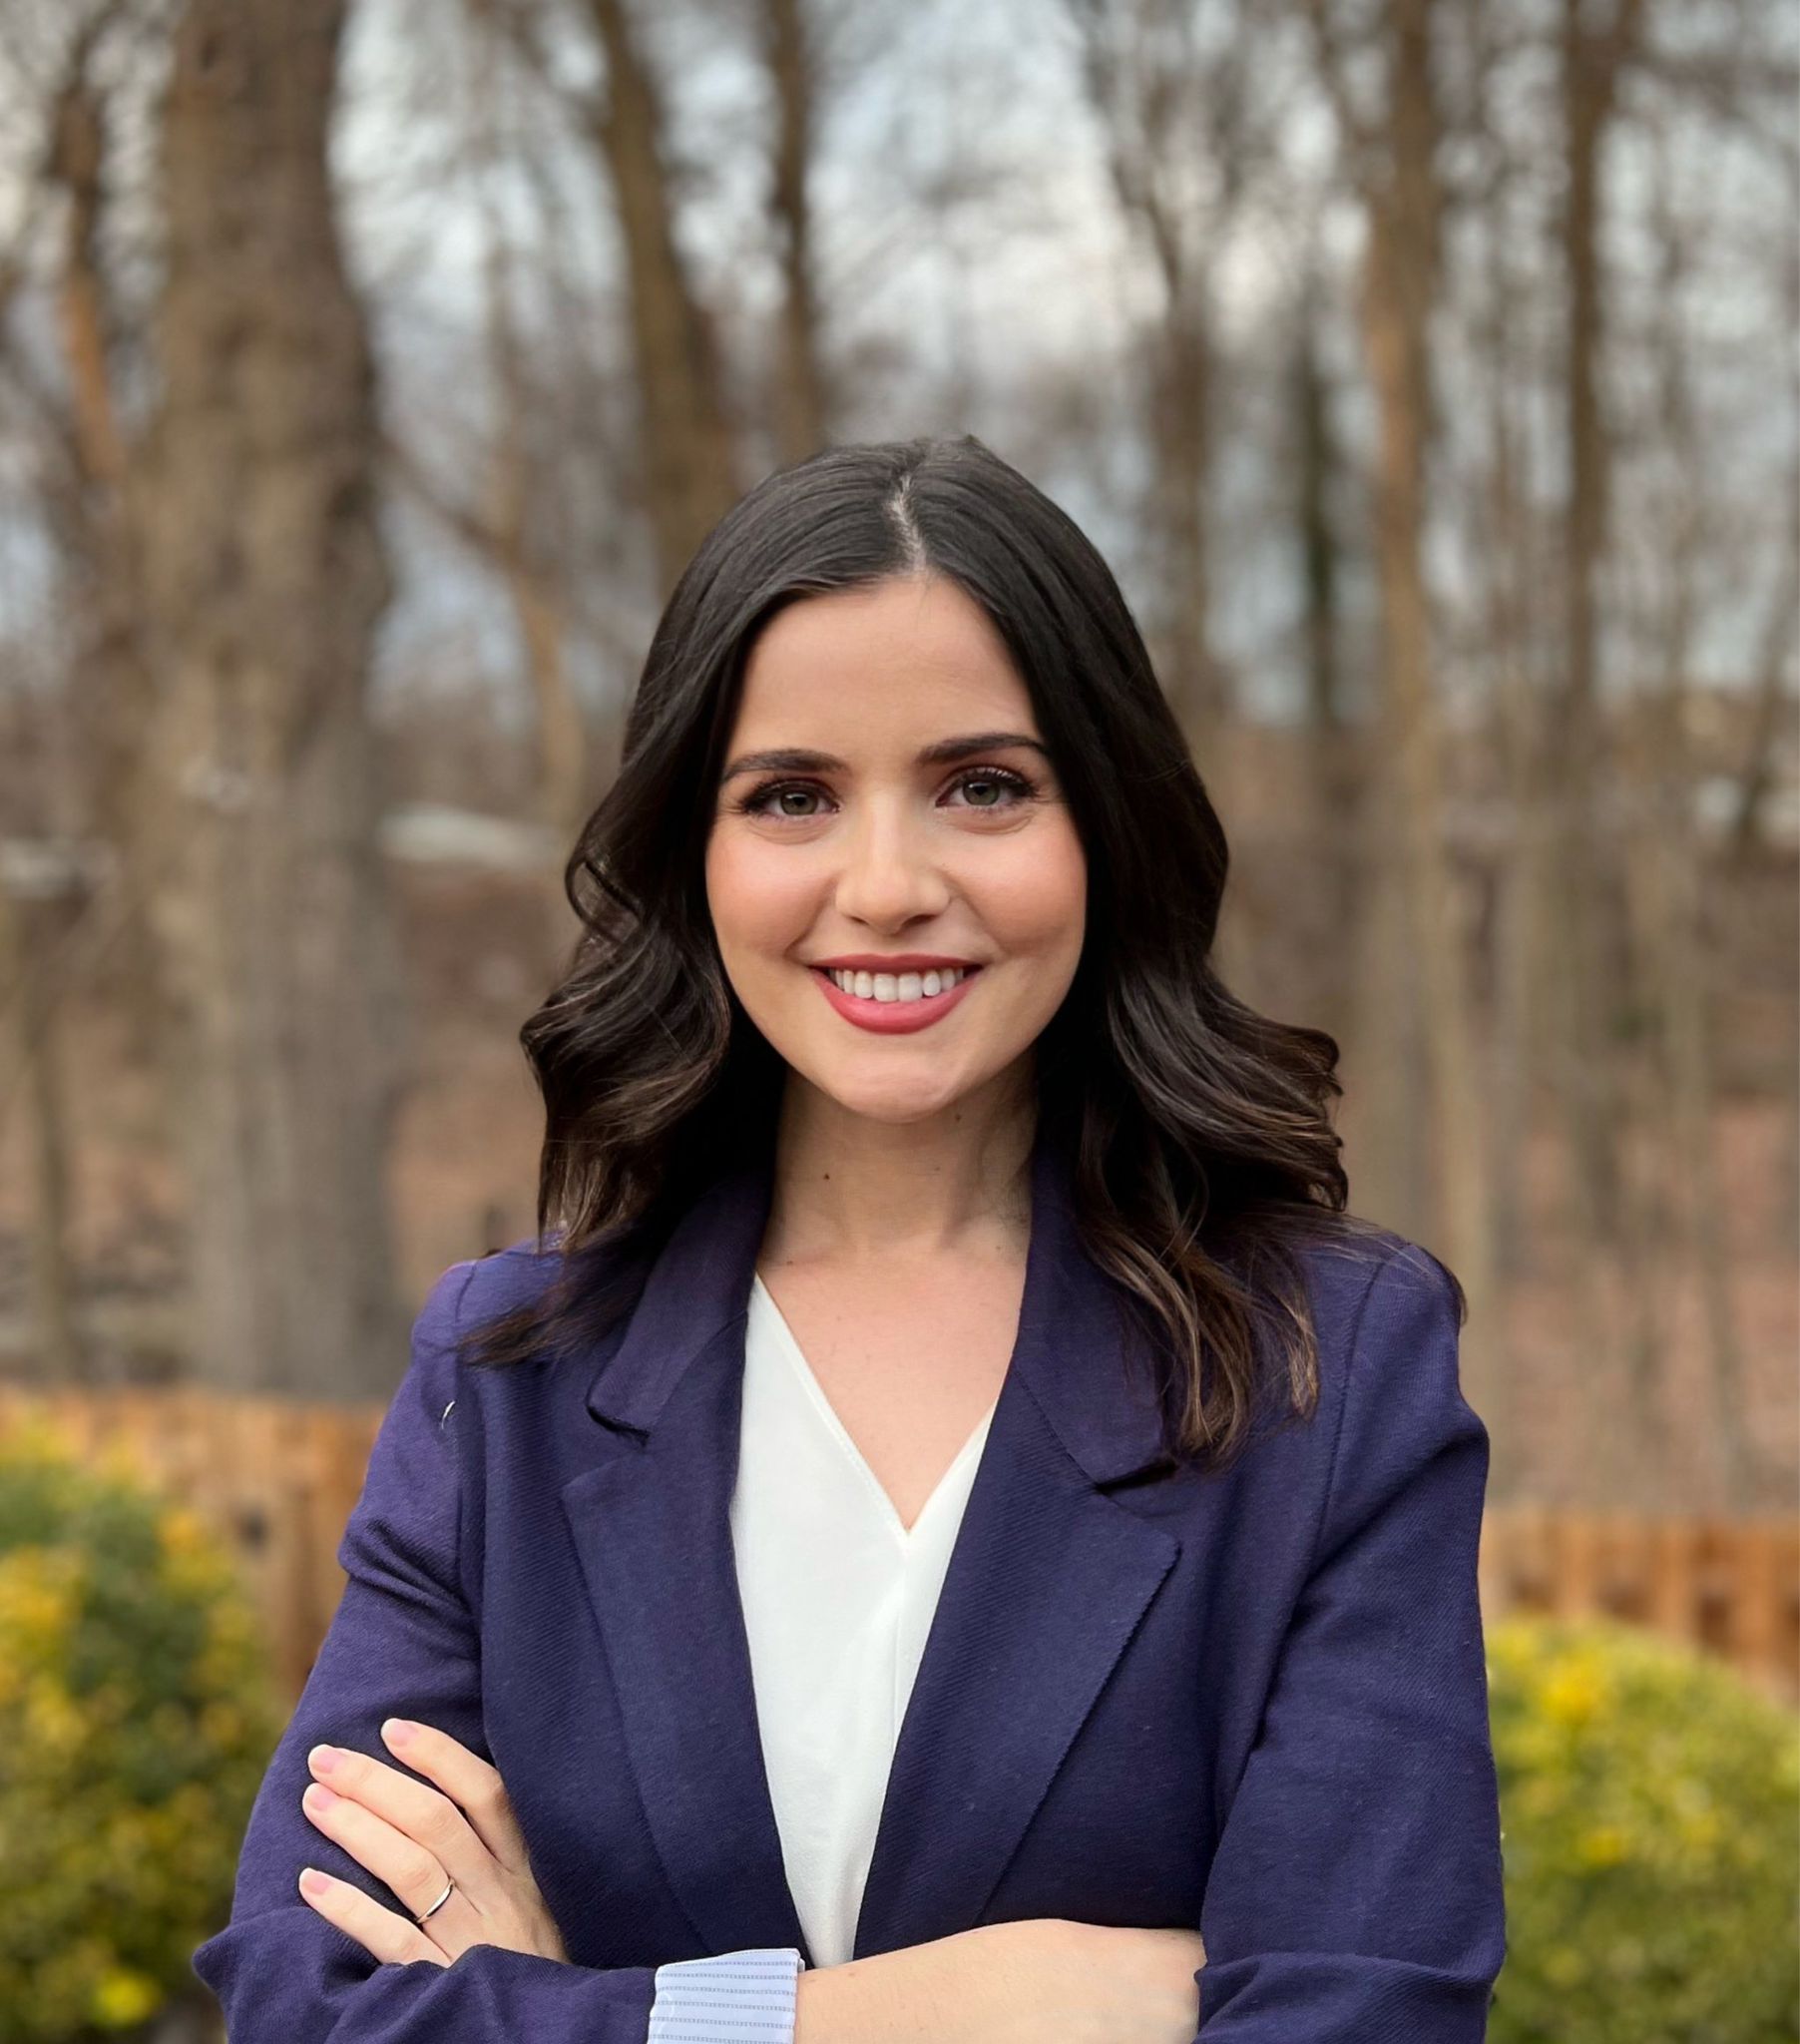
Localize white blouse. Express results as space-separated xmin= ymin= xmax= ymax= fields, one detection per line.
xmin=729 ymin=1267 xmax=999 ymax=1969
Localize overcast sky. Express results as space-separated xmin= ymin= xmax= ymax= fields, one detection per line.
xmin=0 ymin=0 xmax=1792 ymax=730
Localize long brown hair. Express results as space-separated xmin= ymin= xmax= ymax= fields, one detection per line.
xmin=460 ymin=433 xmax=1461 ymax=1476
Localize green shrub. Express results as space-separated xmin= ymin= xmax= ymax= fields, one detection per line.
xmin=0 ymin=1411 xmax=284 ymax=2043
xmin=1488 ymin=1611 xmax=1800 ymax=2044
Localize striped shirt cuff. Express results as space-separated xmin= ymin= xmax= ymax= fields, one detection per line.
xmin=645 ymin=1946 xmax=806 ymax=2043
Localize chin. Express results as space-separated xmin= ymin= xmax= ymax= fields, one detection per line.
xmin=784 ymin=1057 xmax=983 ymax=1126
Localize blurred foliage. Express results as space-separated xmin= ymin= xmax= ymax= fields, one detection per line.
xmin=0 ymin=1415 xmax=283 ymax=2043
xmin=1488 ymin=1613 xmax=1800 ymax=2043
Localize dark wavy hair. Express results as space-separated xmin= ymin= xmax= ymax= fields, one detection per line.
xmin=460 ymin=432 xmax=1456 ymax=1475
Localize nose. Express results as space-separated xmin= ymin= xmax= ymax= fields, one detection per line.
xmin=831 ymin=796 xmax=952 ymax=929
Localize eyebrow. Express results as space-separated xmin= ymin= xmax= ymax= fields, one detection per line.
xmin=720 ymin=731 xmax=1051 ymax=782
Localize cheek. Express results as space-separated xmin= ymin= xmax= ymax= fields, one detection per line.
xmin=975 ymin=825 xmax=1087 ymax=959
xmin=704 ymin=832 xmax=812 ymax=958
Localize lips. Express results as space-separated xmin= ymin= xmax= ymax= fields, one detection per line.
xmin=811 ymin=957 xmax=982 ymax=974
xmin=809 ymin=961 xmax=984 ymax=1036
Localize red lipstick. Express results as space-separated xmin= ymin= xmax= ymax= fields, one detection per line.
xmin=809 ymin=962 xmax=984 ymax=1035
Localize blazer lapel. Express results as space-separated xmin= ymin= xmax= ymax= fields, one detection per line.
xmin=559 ymin=1120 xmax=1182 ymax=1970
xmin=558 ymin=1154 xmax=811 ymax=1960
xmin=850 ymin=1128 xmax=1183 ymax=1957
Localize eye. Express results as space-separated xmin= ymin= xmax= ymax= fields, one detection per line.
xmin=946 ymin=766 xmax=1037 ymax=809
xmin=731 ymin=765 xmax=1040 ymax=822
xmin=734 ymin=779 xmax=832 ymax=820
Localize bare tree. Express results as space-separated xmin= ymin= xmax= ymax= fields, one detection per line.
xmin=136 ymin=0 xmax=410 ymax=1398
xmin=1067 ymin=0 xmax=1269 ymax=744
xmin=0 ymin=875 xmax=81 ymax=1381
xmin=1541 ymin=0 xmax=1646 ymax=1259
xmin=1610 ymin=97 xmax=1775 ymax=1505
xmin=1308 ymin=0 xmax=1501 ymax=1439
xmin=0 ymin=3 xmax=162 ymax=1382
xmin=1287 ymin=249 xmax=1360 ymax=1053
xmin=759 ymin=0 xmax=832 ymax=462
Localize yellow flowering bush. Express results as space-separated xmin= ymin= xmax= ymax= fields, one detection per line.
xmin=1487 ymin=1612 xmax=1800 ymax=2043
xmin=0 ymin=1414 xmax=283 ymax=2043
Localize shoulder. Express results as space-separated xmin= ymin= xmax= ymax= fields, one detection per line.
xmin=1283 ymin=1225 xmax=1460 ymax=1346
xmin=422 ymin=1226 xmax=647 ymax=1338
xmin=412 ymin=1228 xmax=652 ymax=1406
xmin=445 ymin=1235 xmax=571 ymax=1327
xmin=1283 ymin=1229 xmax=1483 ymax=1551
xmin=395 ymin=1240 xmax=565 ymax=1419
xmin=1231 ymin=1225 xmax=1470 ymax=1485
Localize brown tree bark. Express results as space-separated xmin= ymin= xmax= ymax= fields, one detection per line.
xmin=1068 ymin=0 xmax=1235 ymax=745
xmin=580 ymin=0 xmax=740 ymax=594
xmin=1292 ymin=260 xmax=1360 ymax=1055
xmin=760 ymin=0 xmax=832 ymax=464
xmin=479 ymin=229 xmax=590 ymax=969
xmin=1728 ymin=489 xmax=1798 ymax=859
xmin=1475 ymin=250 xmax=1534 ymax=1290
xmin=137 ymin=0 xmax=411 ymax=1399
xmin=1313 ymin=0 xmax=1501 ymax=1455
xmin=0 ymin=883 xmax=83 ymax=1384
xmin=41 ymin=35 xmax=167 ymax=1070
xmin=1542 ymin=0 xmax=1644 ymax=1257
xmin=1615 ymin=136 xmax=1764 ymax=1508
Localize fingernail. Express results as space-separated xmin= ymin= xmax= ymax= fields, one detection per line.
xmin=308 ymin=1744 xmax=339 ymax=1774
xmin=300 ymin=1868 xmax=331 ymax=1897
xmin=382 ymin=1718 xmax=417 ymax=1745
xmin=304 ymin=1783 xmax=338 ymax=1809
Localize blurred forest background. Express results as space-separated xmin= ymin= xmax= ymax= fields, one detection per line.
xmin=0 ymin=0 xmax=1793 ymax=1522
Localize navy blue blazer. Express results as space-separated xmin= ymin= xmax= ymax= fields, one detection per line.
xmin=193 ymin=1125 xmax=1506 ymax=2040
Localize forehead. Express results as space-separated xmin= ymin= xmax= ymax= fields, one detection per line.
xmin=733 ymin=576 xmax=1035 ymax=739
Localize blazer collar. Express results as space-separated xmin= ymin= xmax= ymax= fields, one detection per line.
xmin=583 ymin=1115 xmax=1175 ymax=1486
xmin=561 ymin=1113 xmax=1182 ymax=1966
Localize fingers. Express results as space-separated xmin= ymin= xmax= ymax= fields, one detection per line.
xmin=301 ymin=1777 xmax=478 ymax=1945
xmin=379 ymin=1719 xmax=531 ymax=1874
xmin=297 ymin=1865 xmax=448 ymax=1967
xmin=300 ymin=1719 xmax=535 ymax=1958
xmin=303 ymin=1725 xmax=523 ymax=1885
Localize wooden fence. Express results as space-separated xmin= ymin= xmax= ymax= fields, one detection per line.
xmin=2 ymin=1381 xmax=1796 ymax=1709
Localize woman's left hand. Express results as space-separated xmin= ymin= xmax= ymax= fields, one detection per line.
xmin=297 ymin=1718 xmax=569 ymax=1968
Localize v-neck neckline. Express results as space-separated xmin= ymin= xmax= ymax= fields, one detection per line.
xmin=749 ymin=1268 xmax=998 ymax=1545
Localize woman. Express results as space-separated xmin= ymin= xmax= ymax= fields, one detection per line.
xmin=194 ymin=435 xmax=1506 ymax=2042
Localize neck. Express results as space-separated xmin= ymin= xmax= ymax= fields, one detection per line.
xmin=762 ymin=1073 xmax=1037 ymax=1263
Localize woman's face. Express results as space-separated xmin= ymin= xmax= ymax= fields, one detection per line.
xmin=704 ymin=574 xmax=1088 ymax=1128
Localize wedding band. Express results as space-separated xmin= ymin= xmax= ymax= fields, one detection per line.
xmin=415 ymin=1876 xmax=455 ymax=1924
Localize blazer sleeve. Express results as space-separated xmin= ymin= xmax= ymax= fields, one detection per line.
xmin=1194 ymin=1243 xmax=1508 ymax=2040
xmin=191 ymin=1261 xmax=662 ymax=2044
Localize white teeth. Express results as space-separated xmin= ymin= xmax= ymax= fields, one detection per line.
xmin=827 ymin=965 xmax=966 ymax=1003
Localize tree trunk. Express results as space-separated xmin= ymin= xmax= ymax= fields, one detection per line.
xmin=761 ymin=0 xmax=831 ymax=464
xmin=45 ymin=45 xmax=166 ymax=1072
xmin=1151 ymin=288 xmax=1224 ymax=744
xmin=1068 ymin=0 xmax=1231 ymax=743
xmin=1543 ymin=0 xmax=1643 ymax=1258
xmin=582 ymin=0 xmax=740 ymax=594
xmin=1618 ymin=137 xmax=1763 ymax=1508
xmin=138 ymin=0 xmax=410 ymax=1400
xmin=1353 ymin=0 xmax=1499 ymax=1424
xmin=1482 ymin=246 xmax=1539 ymax=1299
xmin=477 ymin=230 xmax=589 ymax=972
xmin=0 ymin=884 xmax=83 ymax=1384
xmin=1292 ymin=266 xmax=1360 ymax=1055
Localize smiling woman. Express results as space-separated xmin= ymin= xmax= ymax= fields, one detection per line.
xmin=193 ymin=435 xmax=1505 ymax=2044
xmin=704 ymin=577 xmax=1087 ymax=1108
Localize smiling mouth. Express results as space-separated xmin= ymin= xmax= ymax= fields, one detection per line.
xmin=810 ymin=963 xmax=984 ymax=1006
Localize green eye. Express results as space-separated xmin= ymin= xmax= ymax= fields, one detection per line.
xmin=734 ymin=764 xmax=1039 ymax=821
